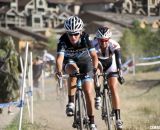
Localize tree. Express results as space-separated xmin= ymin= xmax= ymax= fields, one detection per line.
xmin=48 ymin=30 xmax=58 ymax=51
xmin=119 ymin=28 xmax=142 ymax=60
xmin=119 ymin=21 xmax=160 ymax=61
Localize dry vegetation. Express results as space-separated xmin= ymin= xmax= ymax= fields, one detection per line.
xmin=120 ymin=71 xmax=160 ymax=130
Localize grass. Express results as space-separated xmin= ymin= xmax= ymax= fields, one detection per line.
xmin=5 ymin=116 xmax=45 ymax=130
xmin=121 ymin=71 xmax=160 ymax=130
xmin=5 ymin=108 xmax=43 ymax=130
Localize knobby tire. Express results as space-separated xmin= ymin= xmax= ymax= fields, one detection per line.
xmin=103 ymin=89 xmax=112 ymax=130
xmin=78 ymin=90 xmax=84 ymax=130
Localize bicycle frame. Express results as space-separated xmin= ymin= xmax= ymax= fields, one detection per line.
xmin=70 ymin=73 xmax=90 ymax=130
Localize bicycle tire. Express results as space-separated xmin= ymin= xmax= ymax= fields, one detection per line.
xmin=73 ymin=90 xmax=84 ymax=130
xmin=103 ymin=88 xmax=112 ymax=130
xmin=108 ymin=94 xmax=117 ymax=130
xmin=78 ymin=90 xmax=84 ymax=130
xmin=81 ymin=92 xmax=90 ymax=130
xmin=73 ymin=90 xmax=89 ymax=130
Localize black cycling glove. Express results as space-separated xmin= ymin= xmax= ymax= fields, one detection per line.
xmin=118 ymin=76 xmax=125 ymax=85
xmin=118 ymin=70 xmax=125 ymax=85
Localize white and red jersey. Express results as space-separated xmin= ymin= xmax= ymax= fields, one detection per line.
xmin=91 ymin=38 xmax=120 ymax=59
xmin=91 ymin=38 xmax=121 ymax=73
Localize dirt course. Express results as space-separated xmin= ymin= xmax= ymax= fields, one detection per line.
xmin=0 ymin=77 xmax=106 ymax=130
xmin=32 ymin=78 xmax=107 ymax=130
xmin=1 ymin=72 xmax=160 ymax=130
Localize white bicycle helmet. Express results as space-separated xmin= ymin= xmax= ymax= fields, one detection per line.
xmin=64 ymin=16 xmax=84 ymax=33
xmin=96 ymin=26 xmax=112 ymax=39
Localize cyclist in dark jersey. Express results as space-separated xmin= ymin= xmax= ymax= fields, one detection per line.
xmin=56 ymin=16 xmax=98 ymax=130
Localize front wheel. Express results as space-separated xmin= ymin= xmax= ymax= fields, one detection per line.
xmin=77 ymin=90 xmax=84 ymax=130
xmin=73 ymin=90 xmax=89 ymax=130
xmin=102 ymin=89 xmax=116 ymax=130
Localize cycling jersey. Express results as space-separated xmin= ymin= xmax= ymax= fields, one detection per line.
xmin=91 ymin=38 xmax=121 ymax=75
xmin=57 ymin=32 xmax=95 ymax=73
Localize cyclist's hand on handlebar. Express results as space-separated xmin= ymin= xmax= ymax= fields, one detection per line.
xmin=118 ymin=76 xmax=125 ymax=85
xmin=55 ymin=71 xmax=62 ymax=79
xmin=93 ymin=68 xmax=100 ymax=87
xmin=55 ymin=71 xmax=63 ymax=88
xmin=117 ymin=69 xmax=125 ymax=85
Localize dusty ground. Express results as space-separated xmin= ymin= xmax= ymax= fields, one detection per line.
xmin=0 ymin=107 xmax=19 ymax=130
xmin=1 ymin=72 xmax=160 ymax=130
xmin=26 ymin=72 xmax=160 ymax=130
xmin=0 ymin=77 xmax=106 ymax=130
xmin=31 ymin=78 xmax=107 ymax=130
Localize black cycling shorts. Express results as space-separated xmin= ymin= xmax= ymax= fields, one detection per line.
xmin=64 ymin=58 xmax=93 ymax=74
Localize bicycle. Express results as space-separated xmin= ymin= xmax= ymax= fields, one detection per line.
xmin=69 ymin=73 xmax=90 ymax=130
xmin=95 ymin=72 xmax=121 ymax=130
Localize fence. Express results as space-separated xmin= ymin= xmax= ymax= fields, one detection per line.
xmin=122 ymin=55 xmax=160 ymax=75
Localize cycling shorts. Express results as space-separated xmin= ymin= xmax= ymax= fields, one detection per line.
xmin=64 ymin=60 xmax=93 ymax=82
xmin=64 ymin=50 xmax=93 ymax=74
xmin=99 ymin=54 xmax=118 ymax=78
xmin=64 ymin=58 xmax=93 ymax=74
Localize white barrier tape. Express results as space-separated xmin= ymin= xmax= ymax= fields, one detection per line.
xmin=122 ymin=59 xmax=132 ymax=67
xmin=136 ymin=60 xmax=160 ymax=66
xmin=139 ymin=55 xmax=160 ymax=61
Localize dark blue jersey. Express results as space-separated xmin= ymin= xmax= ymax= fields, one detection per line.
xmin=57 ymin=32 xmax=96 ymax=73
xmin=57 ymin=32 xmax=95 ymax=62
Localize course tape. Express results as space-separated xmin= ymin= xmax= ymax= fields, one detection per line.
xmin=0 ymin=90 xmax=32 ymax=108
xmin=0 ymin=101 xmax=24 ymax=108
xmin=139 ymin=55 xmax=160 ymax=61
xmin=135 ymin=60 xmax=160 ymax=66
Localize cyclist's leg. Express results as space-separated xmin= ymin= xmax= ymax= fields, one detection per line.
xmin=107 ymin=55 xmax=123 ymax=129
xmin=94 ymin=62 xmax=103 ymax=110
xmin=76 ymin=58 xmax=97 ymax=129
xmin=65 ymin=61 xmax=79 ymax=116
xmin=82 ymin=77 xmax=96 ymax=127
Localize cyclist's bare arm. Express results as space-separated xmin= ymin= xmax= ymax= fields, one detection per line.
xmin=56 ymin=54 xmax=64 ymax=73
xmin=89 ymin=50 xmax=98 ymax=70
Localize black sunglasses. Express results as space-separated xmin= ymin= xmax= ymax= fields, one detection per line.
xmin=68 ymin=33 xmax=80 ymax=37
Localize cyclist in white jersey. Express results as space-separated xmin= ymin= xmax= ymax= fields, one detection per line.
xmin=91 ymin=26 xmax=124 ymax=130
